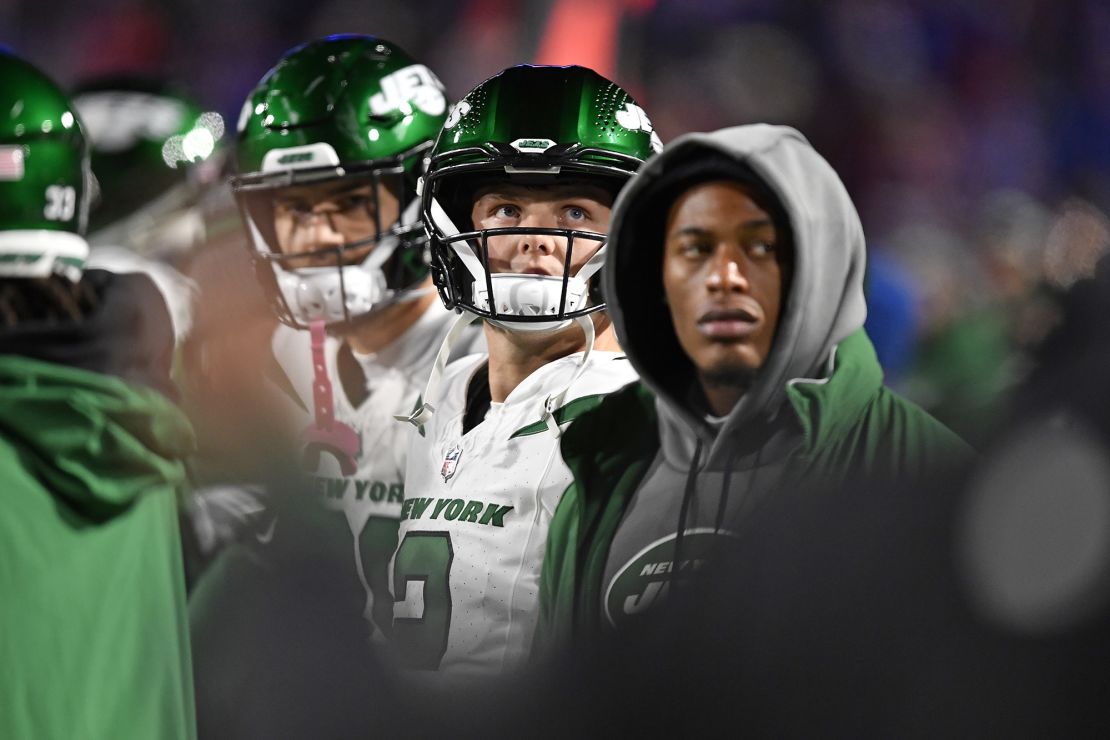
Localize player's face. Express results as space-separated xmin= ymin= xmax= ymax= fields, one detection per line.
xmin=662 ymin=180 xmax=787 ymax=382
xmin=470 ymin=183 xmax=612 ymax=277
xmin=272 ymin=180 xmax=401 ymax=267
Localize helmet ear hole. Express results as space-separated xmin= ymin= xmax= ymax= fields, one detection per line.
xmin=428 ymin=256 xmax=450 ymax=307
xmin=588 ymin=272 xmax=605 ymax=306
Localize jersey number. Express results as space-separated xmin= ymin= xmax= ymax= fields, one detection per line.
xmin=358 ymin=515 xmax=401 ymax=639
xmin=43 ymin=185 xmax=76 ymax=221
xmin=392 ymin=531 xmax=453 ymax=670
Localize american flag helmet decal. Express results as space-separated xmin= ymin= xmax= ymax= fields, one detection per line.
xmin=0 ymin=147 xmax=25 ymax=181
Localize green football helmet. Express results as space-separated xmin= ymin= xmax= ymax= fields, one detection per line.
xmin=232 ymin=34 xmax=449 ymax=329
xmin=0 ymin=50 xmax=92 ymax=281
xmin=422 ymin=64 xmax=662 ymax=332
xmin=71 ymin=76 xmax=224 ymax=257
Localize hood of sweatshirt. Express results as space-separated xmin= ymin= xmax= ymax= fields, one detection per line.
xmin=0 ymin=354 xmax=194 ymax=520
xmin=603 ymin=124 xmax=867 ymax=470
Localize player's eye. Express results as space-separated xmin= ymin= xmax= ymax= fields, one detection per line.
xmin=564 ymin=206 xmax=588 ymax=221
xmin=277 ymin=201 xmax=311 ymax=218
xmin=676 ymin=240 xmax=711 ymax=258
xmin=749 ymin=240 xmax=775 ymax=257
xmin=336 ymin=194 xmax=372 ymax=213
xmin=493 ymin=204 xmax=520 ymax=219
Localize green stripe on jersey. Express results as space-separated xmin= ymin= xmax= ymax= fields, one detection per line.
xmin=509 ymin=394 xmax=608 ymax=439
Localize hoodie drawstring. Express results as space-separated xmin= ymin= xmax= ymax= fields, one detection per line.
xmin=674 ymin=439 xmax=763 ymax=602
xmin=733 ymin=444 xmax=766 ymax=533
xmin=714 ymin=446 xmax=737 ymax=534
xmin=671 ymin=438 xmax=703 ymax=598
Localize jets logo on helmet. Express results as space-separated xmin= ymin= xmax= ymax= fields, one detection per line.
xmin=443 ymin=101 xmax=471 ymax=131
xmin=421 ymin=65 xmax=661 ymax=333
xmin=616 ymin=102 xmax=664 ymax=152
xmin=510 ymin=139 xmax=557 ymax=154
xmin=369 ymin=64 xmax=447 ymax=118
xmin=616 ymin=103 xmax=652 ymax=133
xmin=261 ymin=143 xmax=340 ymax=172
xmin=232 ymin=35 xmax=449 ymax=329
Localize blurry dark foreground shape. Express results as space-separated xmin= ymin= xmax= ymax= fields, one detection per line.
xmin=188 ymin=478 xmax=399 ymax=740
xmin=523 ymin=258 xmax=1110 ymax=738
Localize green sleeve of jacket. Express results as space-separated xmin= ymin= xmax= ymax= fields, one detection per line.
xmin=785 ymin=331 xmax=976 ymax=483
xmin=536 ymin=480 xmax=582 ymax=656
xmin=535 ymin=382 xmax=662 ymax=650
xmin=866 ymin=385 xmax=977 ymax=478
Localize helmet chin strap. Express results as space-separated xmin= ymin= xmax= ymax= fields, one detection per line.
xmin=395 ymin=311 xmax=480 ymax=431
xmin=540 ymin=314 xmax=595 ymax=438
xmin=572 ymin=242 xmax=606 ymax=285
xmin=398 ymin=193 xmax=423 ymax=231
xmin=392 ymin=284 xmax=437 ymax=302
xmin=395 ymin=312 xmax=596 ymax=439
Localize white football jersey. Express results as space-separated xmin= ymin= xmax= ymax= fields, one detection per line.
xmin=270 ymin=300 xmax=482 ymax=634
xmin=390 ymin=349 xmax=636 ymax=676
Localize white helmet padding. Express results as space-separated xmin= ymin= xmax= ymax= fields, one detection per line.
xmin=0 ymin=230 xmax=90 ymax=282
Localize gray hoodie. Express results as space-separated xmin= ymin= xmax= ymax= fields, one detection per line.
xmin=596 ymin=125 xmax=869 ymax=623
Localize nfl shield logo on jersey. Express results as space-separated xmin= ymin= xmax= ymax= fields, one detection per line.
xmin=440 ymin=443 xmax=463 ymax=482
